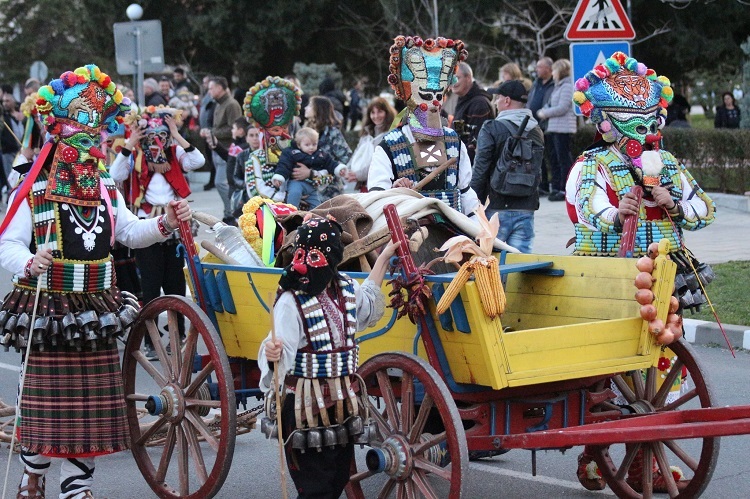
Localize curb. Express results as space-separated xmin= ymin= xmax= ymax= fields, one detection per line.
xmin=709 ymin=192 xmax=750 ymax=213
xmin=684 ymin=318 xmax=750 ymax=350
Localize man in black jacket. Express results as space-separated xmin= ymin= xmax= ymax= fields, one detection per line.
xmin=471 ymin=80 xmax=544 ymax=253
xmin=452 ymin=62 xmax=494 ymax=163
xmin=526 ymin=57 xmax=555 ymax=194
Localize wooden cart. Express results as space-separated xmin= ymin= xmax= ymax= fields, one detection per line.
xmin=121 ymin=205 xmax=750 ymax=498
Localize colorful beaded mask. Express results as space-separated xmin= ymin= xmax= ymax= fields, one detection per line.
xmin=36 ymin=64 xmax=130 ymax=206
xmin=244 ymin=76 xmax=301 ymax=164
xmin=126 ymin=106 xmax=183 ymax=164
xmin=278 ymin=216 xmax=344 ymax=296
xmin=573 ymin=52 xmax=672 ymax=159
xmin=388 ymin=35 xmax=467 ymax=140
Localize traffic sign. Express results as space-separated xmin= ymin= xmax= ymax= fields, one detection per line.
xmin=113 ymin=20 xmax=165 ymax=75
xmin=565 ymin=0 xmax=635 ymax=41
xmin=569 ymin=41 xmax=631 ymax=115
xmin=29 ymin=61 xmax=48 ymax=82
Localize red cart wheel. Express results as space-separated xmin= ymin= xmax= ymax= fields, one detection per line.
xmin=593 ymin=339 xmax=719 ymax=498
xmin=123 ymin=296 xmax=236 ymax=499
xmin=346 ymin=352 xmax=468 ymax=498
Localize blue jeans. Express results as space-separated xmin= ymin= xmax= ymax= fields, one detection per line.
xmin=487 ymin=209 xmax=535 ymax=254
xmin=286 ymin=179 xmax=322 ymax=209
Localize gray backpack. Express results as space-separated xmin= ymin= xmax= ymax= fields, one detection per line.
xmin=490 ymin=116 xmax=544 ymax=197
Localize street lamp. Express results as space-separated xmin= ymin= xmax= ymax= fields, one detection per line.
xmin=127 ymin=3 xmax=145 ymax=106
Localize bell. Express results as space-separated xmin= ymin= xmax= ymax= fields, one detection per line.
xmin=674 ymin=273 xmax=687 ymax=292
xmin=61 ymin=313 xmax=77 ymax=345
xmin=48 ymin=320 xmax=61 ymax=347
xmin=692 ymin=289 xmax=706 ymax=306
xmin=32 ymin=316 xmax=50 ymax=351
xmin=323 ymin=427 xmax=338 ymax=448
xmin=117 ymin=305 xmax=139 ymax=331
xmin=335 ymin=425 xmax=349 ymax=446
xmin=679 ymin=289 xmax=694 ymax=309
xmin=260 ymin=417 xmax=278 ymax=439
xmin=346 ymin=415 xmax=364 ymax=436
xmin=697 ymin=264 xmax=716 ymax=286
xmin=291 ymin=430 xmax=307 ymax=453
xmin=684 ymin=272 xmax=699 ymax=292
xmin=306 ymin=429 xmax=323 ymax=451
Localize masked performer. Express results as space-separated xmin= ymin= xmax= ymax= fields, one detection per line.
xmin=259 ymin=216 xmax=398 ymax=498
xmin=0 ymin=65 xmax=191 ymax=499
xmin=367 ymin=35 xmax=479 ymax=216
xmin=243 ymin=76 xmax=308 ymax=202
xmin=566 ymin=52 xmax=715 ymax=492
xmin=109 ymin=106 xmax=204 ymax=359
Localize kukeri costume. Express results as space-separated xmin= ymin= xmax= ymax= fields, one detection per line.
xmin=566 ymin=52 xmax=715 ymax=493
xmin=242 ymin=77 xmax=301 ymax=202
xmin=368 ymin=35 xmax=479 ymax=216
xmin=257 ymin=217 xmax=386 ymax=497
xmin=109 ymin=106 xmax=204 ymax=352
xmin=0 ymin=65 xmax=176 ymax=499
xmin=565 ymin=52 xmax=715 ymax=313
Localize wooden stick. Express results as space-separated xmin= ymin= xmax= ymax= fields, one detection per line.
xmin=2 ymin=221 xmax=53 ymax=499
xmin=268 ymin=292 xmax=289 ymax=499
xmin=413 ymin=157 xmax=457 ymax=192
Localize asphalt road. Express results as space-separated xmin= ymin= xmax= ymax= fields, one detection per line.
xmin=1 ymin=342 xmax=748 ymax=498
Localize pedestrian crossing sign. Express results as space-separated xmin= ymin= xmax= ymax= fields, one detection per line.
xmin=565 ymin=0 xmax=636 ymax=41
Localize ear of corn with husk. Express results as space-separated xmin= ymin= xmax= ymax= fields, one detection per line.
xmin=435 ymin=201 xmax=506 ymax=318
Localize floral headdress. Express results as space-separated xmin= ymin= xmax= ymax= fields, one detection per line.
xmin=572 ymin=52 xmax=673 ymax=158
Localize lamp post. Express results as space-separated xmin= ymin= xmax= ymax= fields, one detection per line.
xmin=126 ymin=3 xmax=144 ymax=106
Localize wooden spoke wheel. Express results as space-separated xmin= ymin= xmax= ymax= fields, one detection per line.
xmin=592 ymin=339 xmax=719 ymax=498
xmin=123 ymin=296 xmax=236 ymax=499
xmin=346 ymin=352 xmax=468 ymax=498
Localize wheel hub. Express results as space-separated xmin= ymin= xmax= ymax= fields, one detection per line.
xmin=145 ymin=384 xmax=184 ymax=421
xmin=365 ymin=435 xmax=411 ymax=479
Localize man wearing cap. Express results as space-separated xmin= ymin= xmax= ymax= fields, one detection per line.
xmin=470 ymin=80 xmax=544 ymax=253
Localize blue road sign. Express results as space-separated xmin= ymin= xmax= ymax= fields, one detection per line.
xmin=569 ymin=41 xmax=631 ymax=115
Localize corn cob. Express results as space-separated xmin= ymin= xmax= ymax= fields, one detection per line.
xmin=436 ymin=261 xmax=473 ymax=315
xmin=473 ymin=256 xmax=506 ymax=318
xmin=488 ymin=256 xmax=506 ymax=315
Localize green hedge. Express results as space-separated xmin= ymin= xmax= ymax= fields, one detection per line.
xmin=572 ymin=126 xmax=749 ymax=194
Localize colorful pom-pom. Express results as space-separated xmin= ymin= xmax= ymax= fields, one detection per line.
xmin=605 ymin=58 xmax=621 ymax=73
xmin=575 ymin=78 xmax=589 ymax=91
xmin=580 ymin=101 xmax=594 ymax=115
xmin=612 ymin=52 xmax=627 ymax=65
xmin=599 ymin=120 xmax=611 ymax=132
xmin=661 ymin=86 xmax=674 ymax=101
xmin=624 ymin=57 xmax=638 ymax=72
xmin=659 ymin=97 xmax=669 ymax=108
xmin=636 ymin=63 xmax=647 ymax=76
xmin=656 ymin=75 xmax=671 ymax=87
xmin=572 ymin=91 xmax=587 ymax=105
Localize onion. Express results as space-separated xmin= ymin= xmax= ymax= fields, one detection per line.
xmin=667 ymin=313 xmax=681 ymax=326
xmin=635 ymin=289 xmax=655 ymax=305
xmin=672 ymin=327 xmax=683 ymax=340
xmin=634 ymin=272 xmax=655 ymax=289
xmin=669 ymin=296 xmax=679 ymax=313
xmin=640 ymin=304 xmax=658 ymax=321
xmin=647 ymin=242 xmax=660 ymax=259
xmin=635 ymin=256 xmax=654 ymax=273
xmin=648 ymin=318 xmax=665 ymax=336
xmin=657 ymin=328 xmax=675 ymax=345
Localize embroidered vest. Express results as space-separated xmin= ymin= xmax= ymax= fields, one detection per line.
xmin=130 ymin=145 xmax=191 ymax=213
xmin=245 ymin=149 xmax=276 ymax=198
xmin=13 ymin=170 xmax=119 ymax=293
xmin=292 ymin=277 xmax=358 ymax=379
xmin=573 ymin=147 xmax=713 ymax=257
xmin=383 ymin=127 xmax=462 ymax=211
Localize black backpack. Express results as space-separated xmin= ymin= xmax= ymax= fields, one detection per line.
xmin=490 ymin=116 xmax=544 ymax=197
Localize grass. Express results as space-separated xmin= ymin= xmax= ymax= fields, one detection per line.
xmin=688 ymin=113 xmax=713 ymax=129
xmin=688 ymin=260 xmax=750 ymax=326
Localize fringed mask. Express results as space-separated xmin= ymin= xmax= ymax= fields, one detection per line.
xmin=388 ymin=35 xmax=467 ymax=141
xmin=35 ymin=64 xmax=130 ymax=206
xmin=573 ymin=52 xmax=672 ymax=166
xmin=278 ymin=216 xmax=344 ymax=296
xmin=127 ymin=106 xmax=182 ymax=164
xmin=244 ymin=76 xmax=301 ymax=164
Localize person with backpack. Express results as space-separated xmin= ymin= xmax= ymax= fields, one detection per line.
xmin=471 ymin=80 xmax=544 ymax=253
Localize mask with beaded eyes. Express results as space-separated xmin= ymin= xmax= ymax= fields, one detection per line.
xmin=278 ymin=217 xmax=344 ymax=296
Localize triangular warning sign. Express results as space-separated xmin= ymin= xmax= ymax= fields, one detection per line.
xmin=565 ymin=0 xmax=635 ymax=41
